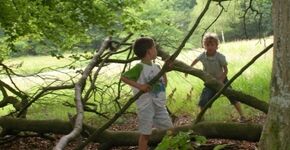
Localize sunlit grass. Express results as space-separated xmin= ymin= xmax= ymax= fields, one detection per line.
xmin=0 ymin=37 xmax=273 ymax=123
xmin=3 ymin=54 xmax=89 ymax=75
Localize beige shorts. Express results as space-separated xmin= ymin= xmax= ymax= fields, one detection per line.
xmin=137 ymin=100 xmax=173 ymax=135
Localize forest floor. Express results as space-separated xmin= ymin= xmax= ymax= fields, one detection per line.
xmin=0 ymin=114 xmax=266 ymax=150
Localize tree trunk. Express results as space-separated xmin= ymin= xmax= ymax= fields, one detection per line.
xmin=0 ymin=117 xmax=262 ymax=149
xmin=259 ymin=0 xmax=290 ymax=149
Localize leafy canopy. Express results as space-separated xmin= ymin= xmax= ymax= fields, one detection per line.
xmin=0 ymin=0 xmax=143 ymax=51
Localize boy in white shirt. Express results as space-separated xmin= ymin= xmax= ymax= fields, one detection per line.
xmin=121 ymin=37 xmax=173 ymax=150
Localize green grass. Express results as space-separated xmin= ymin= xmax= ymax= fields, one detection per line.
xmin=3 ymin=53 xmax=89 ymax=75
xmin=0 ymin=37 xmax=273 ymax=124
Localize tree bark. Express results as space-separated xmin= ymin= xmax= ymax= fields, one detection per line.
xmin=259 ymin=0 xmax=290 ymax=149
xmin=0 ymin=117 xmax=262 ymax=149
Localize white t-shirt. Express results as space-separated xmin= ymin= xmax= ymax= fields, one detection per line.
xmin=122 ymin=62 xmax=166 ymax=110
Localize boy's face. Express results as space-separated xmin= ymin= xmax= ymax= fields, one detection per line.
xmin=147 ymin=44 xmax=157 ymax=60
xmin=204 ymin=41 xmax=218 ymax=55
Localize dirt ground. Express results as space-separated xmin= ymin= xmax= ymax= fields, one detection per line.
xmin=0 ymin=114 xmax=266 ymax=150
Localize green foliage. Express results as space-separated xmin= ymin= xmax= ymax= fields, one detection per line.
xmin=155 ymin=130 xmax=207 ymax=150
xmin=0 ymin=39 xmax=9 ymax=61
xmin=214 ymin=144 xmax=229 ymax=150
xmin=0 ymin=0 xmax=272 ymax=57
xmin=0 ymin=0 xmax=143 ymax=52
xmin=188 ymin=0 xmax=272 ymax=47
xmin=155 ymin=131 xmax=194 ymax=150
xmin=125 ymin=0 xmax=196 ymax=52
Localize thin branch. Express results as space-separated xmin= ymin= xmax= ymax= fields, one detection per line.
xmin=242 ymin=0 xmax=262 ymax=38
xmin=63 ymin=102 xmax=109 ymax=119
xmin=1 ymin=64 xmax=26 ymax=96
xmin=0 ymin=80 xmax=26 ymax=99
xmin=114 ymin=46 xmax=134 ymax=110
xmin=201 ymin=2 xmax=225 ymax=46
xmin=16 ymin=84 xmax=74 ymax=117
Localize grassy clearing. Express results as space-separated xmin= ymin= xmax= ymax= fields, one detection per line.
xmin=0 ymin=37 xmax=273 ymax=124
xmin=2 ymin=53 xmax=89 ymax=75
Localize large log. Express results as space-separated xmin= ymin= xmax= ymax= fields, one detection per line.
xmin=0 ymin=117 xmax=262 ymax=149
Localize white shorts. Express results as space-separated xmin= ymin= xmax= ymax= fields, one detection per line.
xmin=137 ymin=100 xmax=173 ymax=135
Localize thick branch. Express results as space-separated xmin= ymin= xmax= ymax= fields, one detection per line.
xmin=105 ymin=57 xmax=139 ymax=64
xmin=54 ymin=37 xmax=111 ymax=150
xmin=0 ymin=80 xmax=26 ymax=99
xmin=0 ymin=96 xmax=21 ymax=110
xmin=0 ymin=117 xmax=262 ymax=149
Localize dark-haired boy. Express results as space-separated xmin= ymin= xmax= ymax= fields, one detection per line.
xmin=121 ymin=37 xmax=173 ymax=150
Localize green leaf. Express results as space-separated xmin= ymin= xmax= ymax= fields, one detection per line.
xmin=214 ymin=144 xmax=229 ymax=150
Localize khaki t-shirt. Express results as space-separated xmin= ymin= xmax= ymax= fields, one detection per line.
xmin=197 ymin=51 xmax=227 ymax=79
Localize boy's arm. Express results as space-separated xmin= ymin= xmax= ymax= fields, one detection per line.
xmin=218 ymin=65 xmax=228 ymax=82
xmin=185 ymin=59 xmax=199 ymax=77
xmin=190 ymin=59 xmax=199 ymax=67
xmin=218 ymin=54 xmax=228 ymax=82
xmin=121 ymin=76 xmax=151 ymax=92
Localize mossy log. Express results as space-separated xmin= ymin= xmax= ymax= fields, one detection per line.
xmin=0 ymin=117 xmax=262 ymax=149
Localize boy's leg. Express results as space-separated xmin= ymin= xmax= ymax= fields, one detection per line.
xmin=139 ymin=134 xmax=150 ymax=150
xmin=233 ymin=102 xmax=246 ymax=122
xmin=198 ymin=87 xmax=215 ymax=110
xmin=137 ymin=101 xmax=154 ymax=149
xmin=224 ymin=78 xmax=246 ymax=121
xmin=153 ymin=104 xmax=173 ymax=130
xmin=233 ymin=102 xmax=244 ymax=116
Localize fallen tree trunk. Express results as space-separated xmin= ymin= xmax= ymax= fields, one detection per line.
xmin=157 ymin=49 xmax=269 ymax=113
xmin=0 ymin=117 xmax=262 ymax=149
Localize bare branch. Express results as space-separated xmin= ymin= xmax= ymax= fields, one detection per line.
xmin=0 ymin=80 xmax=26 ymax=99
xmin=54 ymin=37 xmax=111 ymax=150
xmin=16 ymin=84 xmax=74 ymax=117
xmin=201 ymin=2 xmax=225 ymax=46
xmin=55 ymin=33 xmax=133 ymax=149
xmin=242 ymin=0 xmax=263 ymax=38
xmin=63 ymin=102 xmax=109 ymax=119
